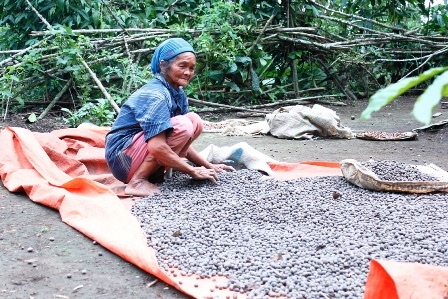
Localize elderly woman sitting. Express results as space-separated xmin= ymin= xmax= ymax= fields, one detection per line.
xmin=105 ymin=38 xmax=233 ymax=196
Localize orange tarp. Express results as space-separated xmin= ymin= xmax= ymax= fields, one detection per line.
xmin=268 ymin=161 xmax=342 ymax=180
xmin=364 ymin=259 xmax=448 ymax=299
xmin=0 ymin=124 xmax=446 ymax=299
xmin=0 ymin=125 xmax=177 ymax=294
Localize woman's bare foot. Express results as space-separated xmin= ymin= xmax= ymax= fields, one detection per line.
xmin=125 ymin=179 xmax=160 ymax=197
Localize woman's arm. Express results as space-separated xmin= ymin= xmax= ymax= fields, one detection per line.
xmin=186 ymin=146 xmax=235 ymax=172
xmin=147 ymin=132 xmax=218 ymax=182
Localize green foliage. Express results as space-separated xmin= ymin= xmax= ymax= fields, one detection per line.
xmin=0 ymin=0 xmax=184 ymax=50
xmin=361 ymin=67 xmax=448 ymax=124
xmin=61 ymin=98 xmax=116 ymax=127
xmin=412 ymin=70 xmax=448 ymax=123
xmin=422 ymin=3 xmax=448 ymax=33
xmin=189 ymin=1 xmax=258 ymax=102
xmin=336 ymin=0 xmax=427 ymax=26
xmin=1 ymin=0 xmax=448 ymax=127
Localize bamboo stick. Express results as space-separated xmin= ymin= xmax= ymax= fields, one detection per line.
xmin=0 ymin=38 xmax=50 ymax=67
xmin=38 ymin=78 xmax=73 ymax=120
xmin=24 ymin=0 xmax=53 ymax=30
xmin=30 ymin=26 xmax=318 ymax=37
xmin=315 ymin=58 xmax=358 ymax=102
xmin=248 ymin=15 xmax=275 ymax=55
xmin=30 ymin=28 xmax=199 ymax=36
xmin=79 ymin=56 xmax=120 ymax=113
xmin=265 ymin=27 xmax=317 ymax=33
xmin=310 ymin=1 xmax=407 ymax=33
xmin=188 ymin=98 xmax=272 ymax=114
xmin=246 ymin=95 xmax=345 ymax=109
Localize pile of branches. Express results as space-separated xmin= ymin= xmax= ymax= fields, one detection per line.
xmin=1 ymin=0 xmax=447 ymax=120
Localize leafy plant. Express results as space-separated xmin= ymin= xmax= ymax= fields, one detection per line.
xmin=62 ymin=98 xmax=116 ymax=127
xmin=190 ymin=1 xmax=255 ymax=102
xmin=422 ymin=3 xmax=448 ymax=33
xmin=2 ymin=0 xmax=448 ymax=127
xmin=361 ymin=66 xmax=448 ymax=124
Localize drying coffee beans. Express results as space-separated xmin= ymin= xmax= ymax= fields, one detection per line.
xmin=132 ymin=167 xmax=447 ymax=299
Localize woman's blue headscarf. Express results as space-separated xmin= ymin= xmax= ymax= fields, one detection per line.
xmin=151 ymin=38 xmax=196 ymax=74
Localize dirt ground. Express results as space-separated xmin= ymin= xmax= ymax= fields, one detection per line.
xmin=0 ymin=97 xmax=447 ymax=299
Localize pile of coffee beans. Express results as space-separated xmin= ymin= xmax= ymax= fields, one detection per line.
xmin=360 ymin=160 xmax=439 ymax=181
xmin=131 ymin=164 xmax=447 ymax=299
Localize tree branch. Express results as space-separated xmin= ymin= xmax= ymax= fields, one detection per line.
xmin=38 ymin=78 xmax=73 ymax=120
xmin=315 ymin=58 xmax=358 ymax=102
xmin=188 ymin=98 xmax=272 ymax=114
xmin=79 ymin=56 xmax=120 ymax=113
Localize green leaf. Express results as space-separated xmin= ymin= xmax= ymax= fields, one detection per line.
xmin=397 ymin=0 xmax=407 ymax=7
xmin=305 ymin=4 xmax=320 ymax=16
xmin=208 ymin=70 xmax=223 ymax=82
xmin=9 ymin=75 xmax=20 ymax=82
xmin=251 ymin=68 xmax=260 ymax=91
xmin=436 ymin=14 xmax=445 ymax=26
xmin=63 ymin=65 xmax=81 ymax=72
xmin=360 ymin=67 xmax=448 ymax=120
xmin=61 ymin=108 xmax=72 ymax=114
xmin=57 ymin=0 xmax=65 ymax=11
xmin=228 ymin=63 xmax=238 ymax=74
xmin=235 ymin=56 xmax=252 ymax=66
xmin=224 ymin=81 xmax=240 ymax=92
xmin=416 ymin=0 xmax=426 ymax=12
xmin=412 ymin=70 xmax=448 ymax=124
xmin=239 ymin=69 xmax=248 ymax=82
xmin=443 ymin=14 xmax=448 ymax=25
xmin=63 ymin=25 xmax=73 ymax=35
xmin=16 ymin=97 xmax=24 ymax=106
xmin=56 ymin=56 xmax=70 ymax=65
xmin=28 ymin=113 xmax=37 ymax=123
xmin=1 ymin=90 xmax=13 ymax=97
xmin=288 ymin=51 xmax=302 ymax=60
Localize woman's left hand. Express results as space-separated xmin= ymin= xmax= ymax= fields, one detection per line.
xmin=209 ymin=163 xmax=235 ymax=172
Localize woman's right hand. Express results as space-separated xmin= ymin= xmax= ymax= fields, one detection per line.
xmin=190 ymin=167 xmax=218 ymax=183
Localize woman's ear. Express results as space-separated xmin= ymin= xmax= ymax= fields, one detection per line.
xmin=159 ymin=60 xmax=168 ymax=75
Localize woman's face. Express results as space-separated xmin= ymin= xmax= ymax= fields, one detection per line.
xmin=161 ymin=52 xmax=196 ymax=89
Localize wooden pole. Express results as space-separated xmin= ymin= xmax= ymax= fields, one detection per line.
xmin=38 ymin=78 xmax=73 ymax=120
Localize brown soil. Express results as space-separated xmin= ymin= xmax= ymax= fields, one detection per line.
xmin=0 ymin=97 xmax=447 ymax=299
